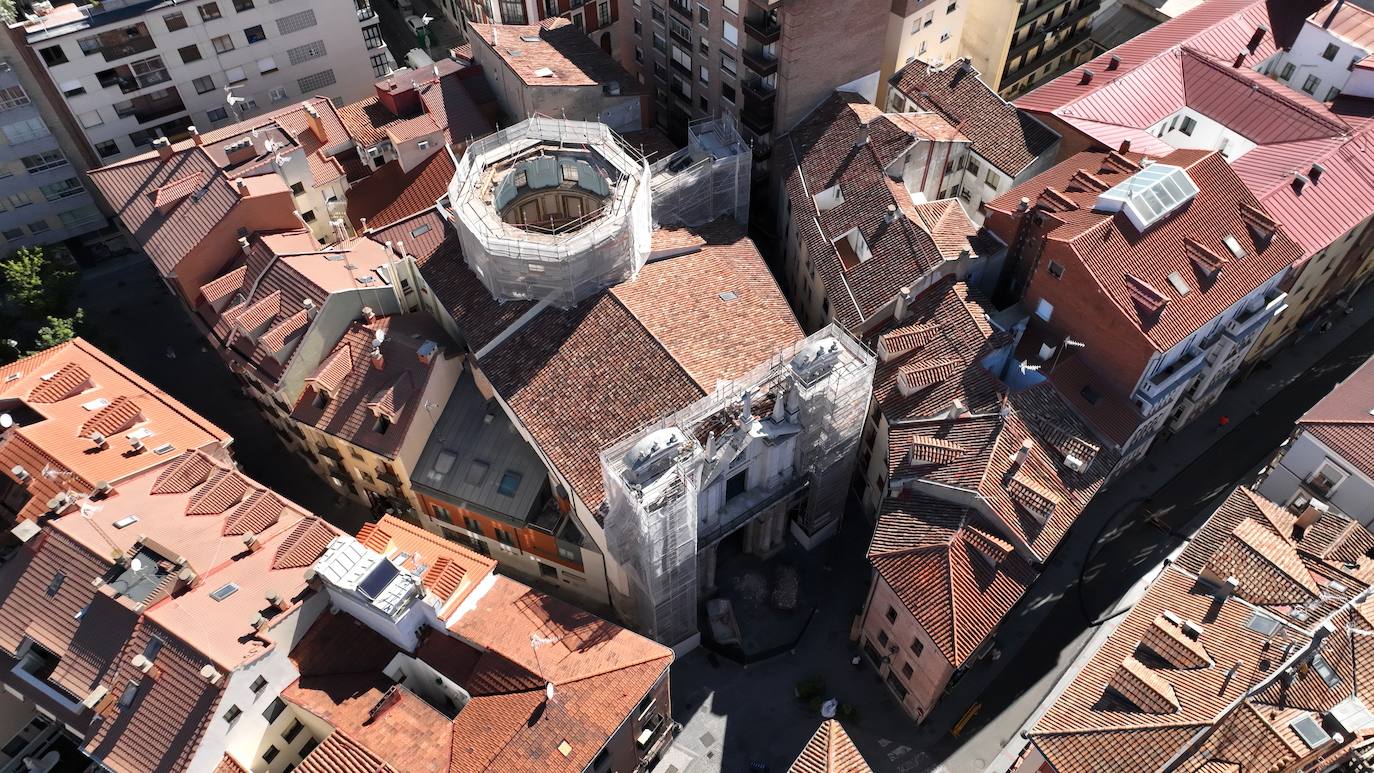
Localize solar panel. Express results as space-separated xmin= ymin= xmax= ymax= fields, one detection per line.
xmin=1291 ymin=715 xmax=1330 ymax=749
xmin=358 ymin=560 xmax=400 ymax=600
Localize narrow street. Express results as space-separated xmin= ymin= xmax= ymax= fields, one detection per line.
xmin=659 ymin=289 xmax=1374 ymax=773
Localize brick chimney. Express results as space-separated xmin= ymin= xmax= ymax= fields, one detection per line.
xmin=153 ymin=137 xmax=173 ymax=161
xmin=375 ymin=77 xmax=423 ymax=118
xmin=370 ymin=346 xmax=385 ymax=370
xmin=301 ymin=101 xmax=328 ymax=143
xmin=189 ymin=126 xmax=203 ymax=146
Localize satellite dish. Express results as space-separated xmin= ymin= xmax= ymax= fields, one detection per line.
xmin=0 ymin=413 xmax=12 ymax=428
xmin=130 ymin=558 xmax=143 ymax=572
xmin=421 ymin=13 xmax=434 ymax=24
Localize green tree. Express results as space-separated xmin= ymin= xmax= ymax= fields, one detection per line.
xmin=27 ymin=309 xmax=84 ymax=354
xmin=0 ymin=246 xmax=76 ymax=317
xmin=0 ymin=0 xmax=15 ymax=24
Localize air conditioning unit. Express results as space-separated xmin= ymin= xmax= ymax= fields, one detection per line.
xmin=1064 ymin=454 xmax=1088 ymax=472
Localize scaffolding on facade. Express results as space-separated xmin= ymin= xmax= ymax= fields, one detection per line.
xmin=600 ymin=324 xmax=876 ymax=646
xmin=444 ymin=116 xmax=654 ymax=309
xmin=650 ymin=116 xmax=752 ymax=229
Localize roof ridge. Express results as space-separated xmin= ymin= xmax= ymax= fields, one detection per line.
xmin=1179 ymin=46 xmax=1351 ymax=137
xmin=603 ymin=290 xmax=711 ymax=395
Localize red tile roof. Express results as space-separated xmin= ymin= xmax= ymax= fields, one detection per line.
xmin=988 ymin=148 xmax=1304 ymax=351
xmin=1295 ymin=353 xmax=1374 ymax=480
xmin=789 ymin=720 xmax=872 ymax=773
xmin=468 ymin=19 xmax=640 ymax=89
xmin=346 ymin=150 xmax=456 ymax=230
xmin=890 ymin=58 xmax=1059 ymax=175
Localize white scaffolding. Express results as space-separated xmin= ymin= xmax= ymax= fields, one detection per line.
xmin=445 ymin=116 xmax=654 ymax=309
xmin=650 ymin=116 xmax=752 ymax=228
xmin=600 ymin=324 xmax=876 ymax=646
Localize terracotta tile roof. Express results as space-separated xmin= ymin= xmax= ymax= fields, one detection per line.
xmin=346 ymin=150 xmax=456 ymax=230
xmin=354 ymin=516 xmax=496 ymax=616
xmin=273 ymin=516 xmax=339 ymax=569
xmin=185 ymin=468 xmax=249 ymax=515
xmin=869 ymin=493 xmax=1037 ymax=667
xmin=291 ymin=314 xmax=453 ymax=458
xmin=1202 ymin=518 xmax=1319 ymax=604
xmin=987 ymin=148 xmax=1303 ymax=351
xmin=778 ymin=92 xmax=951 ymax=331
xmin=478 ymin=225 xmax=798 ymax=512
xmin=1296 ymin=354 xmax=1374 ymax=479
xmin=789 ymin=720 xmax=872 ymax=773
xmin=0 ymin=339 xmax=230 ymax=523
xmin=296 ymin=732 xmax=397 ymax=773
xmin=468 ymin=19 xmax=638 ymax=88
xmin=890 ymin=58 xmax=1059 ymax=175
xmin=339 ymin=62 xmax=490 ymax=151
xmin=221 ymin=489 xmax=285 ymax=535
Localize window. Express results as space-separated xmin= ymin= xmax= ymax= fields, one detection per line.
xmin=1302 ymin=74 xmax=1320 ymax=95
xmin=877 ymin=629 xmax=889 ymax=647
xmin=45 ymin=571 xmax=65 ymax=597
xmin=723 ymin=0 xmax=737 ymax=12
xmin=497 ymin=470 xmax=522 ymax=497
xmin=1034 ymin=298 xmax=1053 ymax=322
xmin=1178 ymin=116 xmax=1196 ymax=136
xmin=722 ymin=20 xmax=737 ymax=46
xmin=212 ymin=34 xmax=235 ymax=53
xmin=3 ymin=117 xmax=48 ymax=144
xmin=250 ymin=675 xmax=268 ymax=694
xmin=289 ymin=181 xmax=306 ymax=195
xmin=558 ymin=544 xmax=578 ymax=562
xmin=263 ymin=698 xmax=286 ymax=722
xmin=1323 ymin=43 xmax=1340 ymax=61
xmin=95 ymin=140 xmax=120 ymax=158
xmin=1327 ymin=86 xmax=1340 ymax=102
xmin=902 ymin=662 xmax=914 ymax=679
xmin=258 ymin=56 xmax=278 ymax=74
xmin=282 ymin=719 xmax=303 ymax=743
xmin=27 ymin=220 xmax=50 ymax=236
xmin=910 ymin=636 xmax=923 ymax=657
xmin=179 ymin=44 xmax=203 ymax=63
xmin=652 ymin=31 xmax=666 ymax=53
xmin=697 ymin=3 xmax=709 ymax=26
xmin=39 ymin=46 xmax=68 ymax=67
xmin=276 ymin=9 xmax=318 ymax=34
xmin=226 ymin=66 xmax=247 ymax=83
xmin=1309 ymin=460 xmax=1348 ymax=496
xmin=299 ymin=738 xmax=320 ymax=758
xmin=363 ymin=25 xmax=383 ymax=50
xmin=462 ymin=516 xmax=482 ymax=534
xmin=1 ymin=227 xmax=21 ymax=240
xmin=721 ymin=52 xmax=736 ymax=76
xmin=287 ymin=41 xmax=326 ymax=65
xmin=1048 ymin=261 xmax=1065 ymax=279
xmin=194 ymin=76 xmax=216 ymax=94
xmin=539 ymin=563 xmax=558 ymax=578
xmin=297 ymin=70 xmax=337 ymax=92
xmin=244 ymin=25 xmax=267 ymax=44
xmin=885 ymin=672 xmax=909 ymax=700
xmin=885 ymin=605 xmax=897 ymax=623
xmin=370 ymin=52 xmax=389 ymax=78
xmin=223 ymin=705 xmax=242 ymax=723
xmin=699 ymin=95 xmax=708 ymax=111
xmin=142 ymin=637 xmax=163 ymax=662
xmin=494 ymin=528 xmax=514 ymax=546
xmin=208 ymin=106 xmax=229 ymax=122
xmin=634 ymin=18 xmax=642 ymax=35
xmin=165 ymin=11 xmax=189 ymax=31
xmin=22 ymin=151 xmax=66 ymax=173
xmin=946 ymin=0 xmax=956 ymax=10
xmin=0 ymin=86 xmax=29 ymax=111
xmin=301 ymin=209 xmax=316 ymax=223
xmin=60 ymin=80 xmax=85 ymax=97
xmin=199 ymin=2 xmax=222 ymax=21
xmin=635 ymin=47 xmax=643 ymax=63
xmin=700 ymin=65 xmax=709 ymax=84
xmin=1279 ymin=62 xmax=1296 ymax=80
xmin=721 ymin=81 xmax=735 ymax=103
xmin=984 ymin=168 xmax=998 ymax=188
xmin=262 ymin=746 xmax=279 ymax=764
xmin=725 ymin=469 xmax=746 ymax=500
xmin=41 ymin=179 xmax=83 ymax=201
xmin=1080 ymin=385 xmax=1100 ymax=405
xmin=598 ymin=0 xmax=611 ymax=26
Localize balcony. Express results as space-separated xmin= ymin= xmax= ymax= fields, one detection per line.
xmin=86 ymin=23 xmax=157 ymax=62
xmin=1224 ymin=292 xmax=1286 ymax=344
xmin=740 ymin=102 xmax=775 ymax=134
xmin=377 ymin=467 xmax=404 ymax=487
xmin=1136 ymin=347 xmax=1206 ymax=404
xmin=356 ymin=3 xmax=376 ymax=20
xmin=316 ymin=445 xmax=344 ymax=462
xmin=742 ymin=47 xmax=779 ymax=76
xmin=744 ymin=15 xmax=781 ymax=44
xmin=669 ymin=0 xmax=693 ymax=18
xmin=1016 ymin=0 xmax=1085 ymax=29
xmin=1001 ymin=24 xmax=1092 ymax=87
xmin=742 ymin=77 xmax=776 ymax=105
xmin=96 ymin=60 xmax=170 ymax=95
xmin=113 ymin=87 xmax=185 ymax=125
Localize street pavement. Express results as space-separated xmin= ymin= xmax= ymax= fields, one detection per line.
xmin=74 ymin=255 xmax=372 ymax=533
xmin=657 ymin=286 xmax=1374 ymax=773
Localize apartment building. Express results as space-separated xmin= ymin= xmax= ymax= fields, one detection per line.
xmin=1257 ymin=353 xmax=1374 ymax=526
xmin=18 ymin=0 xmax=391 ymax=162
xmin=447 ymin=0 xmax=623 ymax=69
xmin=886 ymin=58 xmax=1060 ymax=224
xmin=983 ymin=148 xmax=1300 ymax=472
xmin=875 ymin=0 xmax=967 ymax=107
xmin=1017 ymin=0 xmax=1374 ymax=365
xmin=1014 ymin=486 xmax=1374 ymax=773
xmin=0 ymin=38 xmax=107 ymax=250
xmin=624 ymin=0 xmax=888 ymax=167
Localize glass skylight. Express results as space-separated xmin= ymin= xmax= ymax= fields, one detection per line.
xmin=1095 ymin=164 xmax=1199 ymax=231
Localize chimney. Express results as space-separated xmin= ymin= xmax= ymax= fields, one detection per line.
xmin=153 ymin=137 xmax=173 ymax=161
xmin=1248 ymin=24 xmax=1268 ymax=52
xmin=894 ymin=285 xmax=913 ymax=321
xmin=1118 ymin=139 xmax=1131 ymax=154
xmin=1008 ymin=437 xmax=1033 ymax=467
xmin=705 ymin=432 xmax=717 ymax=457
xmin=303 ymin=298 xmax=317 ymax=318
xmin=241 ymin=532 xmax=261 ymax=552
xmin=129 ymin=438 xmax=145 ymax=454
xmin=362 ymin=306 xmax=377 ymax=324
xmin=1292 ymin=173 xmax=1310 ymax=193
xmin=11 ymin=465 xmax=28 ymax=481
xmin=238 ymin=236 xmax=251 ymax=255
xmin=1221 ymin=575 xmax=1240 ymax=597
xmin=370 ymin=346 xmax=385 ymax=371
xmin=1296 ymin=499 xmax=1328 ymax=528
xmin=89 ymin=432 xmax=107 ymax=450
xmin=200 ymin=664 xmax=223 ymax=685
xmin=1182 ymin=621 xmax=1203 ymax=640
xmin=301 ymin=101 xmax=327 ymax=143
xmin=854 ymin=122 xmax=870 ymax=147
xmin=949 ymin=398 xmax=967 ymax=418
xmin=1079 ymin=68 xmax=1093 ymax=85
xmin=265 ymin=590 xmax=289 ymax=612
xmin=1017 ymin=196 xmax=1030 ymax=212
xmin=1309 ymin=163 xmax=1325 ymax=183
xmin=189 ymin=126 xmax=203 ymax=146
xmin=235 ymin=178 xmax=249 ymax=194
xmin=92 ymin=481 xmax=113 ymax=499
xmin=373 ymin=79 xmax=422 ymax=118
xmin=772 ymin=390 xmax=787 ymax=422
xmin=884 ymin=204 xmax=899 ymax=225
xmin=250 ymin=613 xmax=269 ymax=632
xmin=394 ymin=240 xmax=406 ymax=258
xmin=1107 ymin=54 xmax=1120 ymax=71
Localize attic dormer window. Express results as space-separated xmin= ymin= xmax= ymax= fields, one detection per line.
xmin=833 ymin=227 xmax=869 ymax=270
xmin=313 ymin=391 xmax=330 ymax=409
xmin=813 ymin=184 xmax=843 ymax=212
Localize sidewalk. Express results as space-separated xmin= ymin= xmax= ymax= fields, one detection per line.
xmin=912 ymin=283 xmax=1374 ymax=772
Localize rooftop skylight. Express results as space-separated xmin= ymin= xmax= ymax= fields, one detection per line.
xmin=1095 ymin=164 xmax=1199 ymax=231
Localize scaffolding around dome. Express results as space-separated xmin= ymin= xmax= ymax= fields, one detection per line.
xmin=445 ymin=116 xmax=654 ymax=309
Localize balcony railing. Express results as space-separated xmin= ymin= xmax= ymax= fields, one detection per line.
xmin=742 ymin=77 xmax=775 ymax=104
xmin=1137 ymin=348 xmax=1205 ymax=403
xmin=98 ymin=36 xmax=157 ymax=62
xmin=1001 ymin=24 xmax=1092 ymax=86
xmin=742 ymin=47 xmax=778 ymax=76
xmin=1224 ymin=292 xmax=1286 ymax=343
xmin=744 ymin=15 xmax=781 ymax=44
xmin=356 ymin=4 xmax=376 ymax=20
